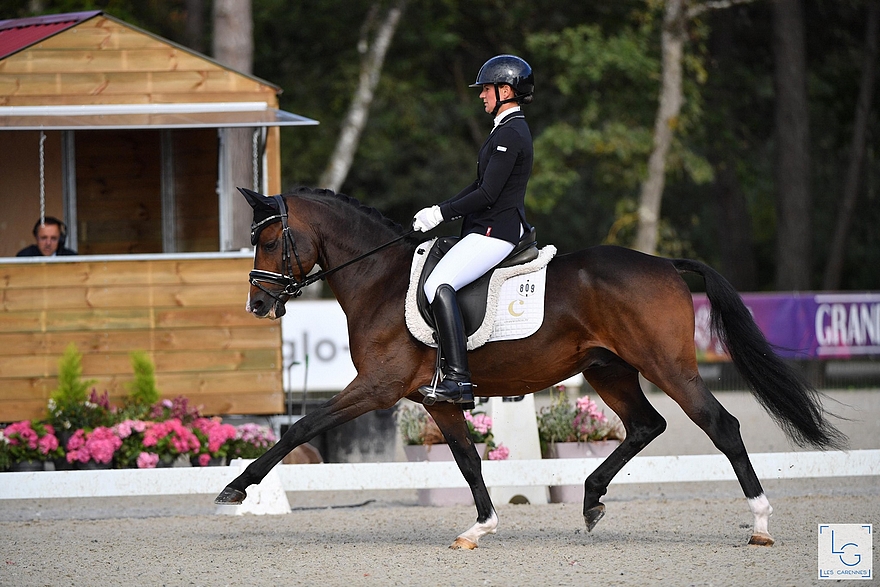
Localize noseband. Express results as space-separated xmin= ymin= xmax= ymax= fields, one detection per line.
xmin=248 ymin=195 xmax=313 ymax=303
xmin=249 ymin=195 xmax=414 ymax=304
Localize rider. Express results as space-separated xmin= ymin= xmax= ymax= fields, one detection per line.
xmin=412 ymin=54 xmax=534 ymax=406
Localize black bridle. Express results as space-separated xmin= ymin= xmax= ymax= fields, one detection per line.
xmin=248 ymin=195 xmax=414 ymax=304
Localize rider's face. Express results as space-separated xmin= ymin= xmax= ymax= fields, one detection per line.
xmin=479 ymin=84 xmax=512 ymax=115
xmin=479 ymin=84 xmax=497 ymax=114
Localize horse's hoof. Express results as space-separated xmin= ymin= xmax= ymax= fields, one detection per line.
xmin=450 ymin=537 xmax=478 ymax=550
xmin=214 ymin=486 xmax=247 ymax=505
xmin=584 ymin=503 xmax=606 ymax=532
xmin=748 ymin=532 xmax=775 ymax=546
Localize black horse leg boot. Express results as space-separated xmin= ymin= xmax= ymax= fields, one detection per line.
xmin=419 ymin=284 xmax=474 ymax=408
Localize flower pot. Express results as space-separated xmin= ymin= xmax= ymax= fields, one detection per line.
xmin=190 ymin=455 xmax=226 ymax=467
xmin=53 ymin=457 xmax=75 ymax=471
xmin=8 ymin=460 xmax=45 ymax=472
xmin=77 ymin=461 xmax=112 ymax=470
xmin=545 ymin=440 xmax=620 ymax=504
xmin=403 ymin=443 xmax=485 ymax=506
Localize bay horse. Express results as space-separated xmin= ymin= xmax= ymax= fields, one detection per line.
xmin=215 ymin=187 xmax=846 ymax=549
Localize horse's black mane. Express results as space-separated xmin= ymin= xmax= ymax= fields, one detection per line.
xmin=287 ymin=186 xmax=407 ymax=235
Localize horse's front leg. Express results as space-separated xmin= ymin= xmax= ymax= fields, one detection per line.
xmin=215 ymin=383 xmax=391 ymax=505
xmin=425 ymin=402 xmax=498 ymax=550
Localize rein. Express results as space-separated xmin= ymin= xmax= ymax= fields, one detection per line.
xmin=249 ymin=195 xmax=415 ymax=302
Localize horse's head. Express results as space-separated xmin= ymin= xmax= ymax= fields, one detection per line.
xmin=240 ymin=188 xmax=318 ymax=319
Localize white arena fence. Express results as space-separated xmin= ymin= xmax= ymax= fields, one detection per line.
xmin=1 ymin=450 xmax=878 ymax=501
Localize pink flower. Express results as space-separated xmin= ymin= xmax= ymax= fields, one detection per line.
xmin=575 ymin=396 xmax=607 ymax=423
xmin=85 ymin=427 xmax=122 ymax=464
xmin=37 ymin=434 xmax=59 ymax=455
xmin=4 ymin=421 xmax=61 ymax=461
xmin=236 ymin=423 xmax=275 ymax=447
xmin=142 ymin=419 xmax=200 ymax=455
xmin=197 ymin=453 xmax=211 ymax=467
xmin=5 ymin=421 xmax=37 ymax=448
xmin=65 ymin=429 xmax=88 ymax=462
xmin=113 ymin=420 xmax=147 ymax=439
xmin=488 ymin=444 xmax=509 ymax=460
xmin=464 ymin=412 xmax=492 ymax=435
xmin=65 ymin=427 xmax=122 ymax=464
xmin=137 ymin=452 xmax=159 ymax=469
xmin=115 ymin=420 xmax=133 ymax=439
xmin=192 ymin=418 xmax=237 ymax=454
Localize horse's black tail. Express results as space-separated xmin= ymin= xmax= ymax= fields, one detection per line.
xmin=672 ymin=258 xmax=847 ymax=451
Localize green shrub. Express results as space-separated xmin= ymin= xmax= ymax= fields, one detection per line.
xmin=121 ymin=351 xmax=160 ymax=418
xmin=46 ymin=343 xmax=99 ymax=433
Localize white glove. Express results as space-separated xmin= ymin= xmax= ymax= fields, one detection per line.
xmin=412 ymin=205 xmax=444 ymax=232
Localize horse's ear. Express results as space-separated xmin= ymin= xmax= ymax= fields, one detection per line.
xmin=238 ymin=187 xmax=277 ymax=215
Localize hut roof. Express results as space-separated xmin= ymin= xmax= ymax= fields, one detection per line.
xmin=0 ymin=11 xmax=100 ymax=60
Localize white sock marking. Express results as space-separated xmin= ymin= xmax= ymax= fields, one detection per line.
xmin=456 ymin=511 xmax=499 ymax=546
xmin=748 ymin=493 xmax=773 ymax=536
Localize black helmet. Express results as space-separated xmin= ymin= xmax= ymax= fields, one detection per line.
xmin=469 ymin=54 xmax=534 ymax=104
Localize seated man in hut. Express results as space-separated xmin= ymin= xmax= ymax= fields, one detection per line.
xmin=16 ymin=217 xmax=77 ymax=257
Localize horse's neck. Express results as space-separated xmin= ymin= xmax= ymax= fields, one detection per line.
xmin=309 ymin=199 xmax=412 ymax=314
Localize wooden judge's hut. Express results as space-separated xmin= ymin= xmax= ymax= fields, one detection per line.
xmin=0 ymin=11 xmax=317 ymax=422
xmin=0 ymin=10 xmax=317 ymax=255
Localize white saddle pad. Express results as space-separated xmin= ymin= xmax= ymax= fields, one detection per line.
xmin=405 ymin=239 xmax=556 ymax=350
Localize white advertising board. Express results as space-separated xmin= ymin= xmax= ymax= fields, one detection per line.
xmin=281 ymin=300 xmax=358 ymax=392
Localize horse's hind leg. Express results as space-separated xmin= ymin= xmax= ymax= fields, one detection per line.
xmin=581 ymin=358 xmax=668 ymax=531
xmin=650 ymin=370 xmax=774 ymax=546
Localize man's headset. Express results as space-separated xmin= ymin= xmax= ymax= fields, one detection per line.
xmin=32 ymin=216 xmax=67 ymax=248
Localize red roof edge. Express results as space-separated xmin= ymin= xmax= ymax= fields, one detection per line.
xmin=0 ymin=10 xmax=102 ymax=32
xmin=0 ymin=11 xmax=102 ymax=61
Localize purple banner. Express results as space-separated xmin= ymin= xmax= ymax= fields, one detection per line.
xmin=693 ymin=292 xmax=880 ymax=361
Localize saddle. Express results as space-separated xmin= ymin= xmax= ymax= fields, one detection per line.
xmin=416 ymin=228 xmax=539 ymax=336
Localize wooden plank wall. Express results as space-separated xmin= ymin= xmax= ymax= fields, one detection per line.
xmin=0 ymin=256 xmax=283 ymax=423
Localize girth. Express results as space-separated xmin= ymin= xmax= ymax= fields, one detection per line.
xmin=416 ymin=227 xmax=538 ymax=335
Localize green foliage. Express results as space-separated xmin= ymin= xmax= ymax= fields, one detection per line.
xmin=124 ymin=352 xmax=160 ymax=415
xmin=52 ymin=343 xmax=93 ymax=406
xmin=47 ymin=344 xmax=100 ymax=433
xmin=537 ymin=390 xmax=580 ymax=446
xmin=397 ymin=405 xmax=442 ymax=445
xmin=537 ymin=388 xmax=622 ymax=451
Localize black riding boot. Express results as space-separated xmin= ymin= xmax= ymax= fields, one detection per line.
xmin=418 ymin=284 xmax=474 ymax=407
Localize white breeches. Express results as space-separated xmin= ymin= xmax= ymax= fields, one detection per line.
xmin=424 ymin=233 xmax=515 ymax=303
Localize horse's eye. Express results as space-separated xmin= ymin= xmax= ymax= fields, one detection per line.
xmin=263 ymin=239 xmax=279 ymax=253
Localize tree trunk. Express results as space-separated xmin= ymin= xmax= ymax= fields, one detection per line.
xmin=822 ymin=1 xmax=879 ymax=291
xmin=213 ymin=0 xmax=254 ymax=251
xmin=319 ymin=1 xmax=407 ymax=193
xmin=634 ymin=0 xmax=685 ymax=255
xmin=772 ymin=0 xmax=811 ymax=291
xmin=707 ymin=5 xmax=757 ymax=290
xmin=213 ymin=0 xmax=253 ymax=74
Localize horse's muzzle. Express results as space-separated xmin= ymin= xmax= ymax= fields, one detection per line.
xmin=247 ymin=292 xmax=286 ymax=320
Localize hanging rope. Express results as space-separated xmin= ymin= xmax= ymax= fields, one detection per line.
xmin=39 ymin=131 xmax=46 ymax=226
xmin=252 ymin=128 xmax=260 ymax=192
